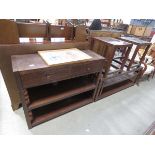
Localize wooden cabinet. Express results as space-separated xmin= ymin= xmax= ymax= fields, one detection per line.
xmin=11 ymin=49 xmax=105 ymax=128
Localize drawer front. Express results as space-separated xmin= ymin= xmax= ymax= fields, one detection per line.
xmin=20 ymin=67 xmax=71 ymax=88
xmin=70 ymin=60 xmax=103 ymax=77
xmin=20 ymin=60 xmax=104 ymax=88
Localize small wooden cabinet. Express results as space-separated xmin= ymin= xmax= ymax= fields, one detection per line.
xmin=11 ymin=49 xmax=105 ymax=129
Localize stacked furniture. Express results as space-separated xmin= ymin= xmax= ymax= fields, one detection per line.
xmin=0 ymin=41 xmax=90 ymax=111
xmin=90 ymin=37 xmax=142 ymax=100
xmin=0 ymin=19 xmax=89 ymax=110
xmin=0 ymin=20 xmax=153 ymax=129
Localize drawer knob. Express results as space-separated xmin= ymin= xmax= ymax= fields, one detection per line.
xmin=87 ymin=67 xmax=90 ymax=71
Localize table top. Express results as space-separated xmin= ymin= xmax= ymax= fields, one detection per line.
xmin=90 ymin=29 xmax=124 ymax=33
xmin=120 ymin=36 xmax=151 ymax=45
xmin=93 ymin=37 xmax=132 ymax=47
xmin=11 ymin=49 xmax=105 ymax=72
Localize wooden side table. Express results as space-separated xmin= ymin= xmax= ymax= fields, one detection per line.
xmin=90 ymin=37 xmax=142 ymax=101
xmin=119 ymin=36 xmax=151 ymax=70
xmin=91 ymin=37 xmax=133 ymax=77
xmin=11 ymin=49 xmax=105 ymax=129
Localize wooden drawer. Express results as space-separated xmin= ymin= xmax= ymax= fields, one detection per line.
xmin=70 ymin=60 xmax=102 ymax=77
xmin=20 ymin=60 xmax=103 ymax=88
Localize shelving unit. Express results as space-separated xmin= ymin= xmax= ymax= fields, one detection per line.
xmin=96 ymin=68 xmax=140 ymax=101
xmin=11 ymin=49 xmax=105 ymax=129
xmin=90 ymin=37 xmax=142 ymax=100
xmin=98 ymin=80 xmax=134 ymax=100
xmin=31 ymin=91 xmax=93 ymax=127
xmin=27 ymin=75 xmax=96 ymax=110
xmin=24 ymin=74 xmax=97 ymax=128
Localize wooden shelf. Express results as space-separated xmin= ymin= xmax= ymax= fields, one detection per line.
xmin=113 ymin=59 xmax=140 ymax=69
xmin=104 ymin=72 xmax=137 ymax=88
xmin=31 ymin=91 xmax=93 ymax=127
xmin=28 ymin=75 xmax=96 ymax=110
xmin=98 ymin=79 xmax=134 ymax=100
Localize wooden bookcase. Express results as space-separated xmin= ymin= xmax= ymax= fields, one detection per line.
xmin=11 ymin=50 xmax=105 ymax=129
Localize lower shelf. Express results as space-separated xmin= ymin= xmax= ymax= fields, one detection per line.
xmin=104 ymin=72 xmax=137 ymax=88
xmin=31 ymin=91 xmax=93 ymax=127
xmin=97 ymin=79 xmax=134 ymax=100
xmin=28 ymin=75 xmax=96 ymax=110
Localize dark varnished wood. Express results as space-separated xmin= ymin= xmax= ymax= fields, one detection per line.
xmin=95 ymin=67 xmax=141 ymax=101
xmin=97 ymin=80 xmax=134 ymax=100
xmin=32 ymin=94 xmax=93 ymax=127
xmin=119 ymin=36 xmax=152 ymax=71
xmin=12 ymin=49 xmax=104 ymax=72
xmin=12 ymin=50 xmax=105 ymax=88
xmin=12 ymin=49 xmax=105 ymax=128
xmin=28 ymin=77 xmax=96 ymax=110
xmin=0 ymin=38 xmax=89 ymax=111
xmin=91 ymin=36 xmax=143 ymax=101
xmin=91 ymin=37 xmax=133 ymax=76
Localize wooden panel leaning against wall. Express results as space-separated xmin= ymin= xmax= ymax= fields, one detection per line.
xmin=0 ymin=19 xmax=19 ymax=44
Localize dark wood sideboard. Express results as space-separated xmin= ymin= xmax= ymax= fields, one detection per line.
xmin=11 ymin=49 xmax=105 ymax=128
